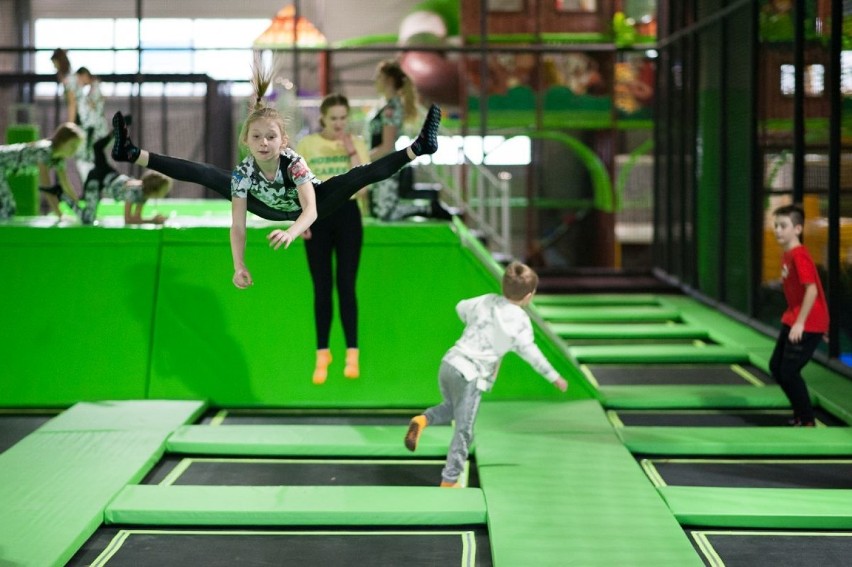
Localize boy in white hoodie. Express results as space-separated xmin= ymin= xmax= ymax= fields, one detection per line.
xmin=405 ymin=261 xmax=568 ymax=487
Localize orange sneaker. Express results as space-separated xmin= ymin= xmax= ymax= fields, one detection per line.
xmin=312 ymin=349 xmax=332 ymax=385
xmin=404 ymin=415 xmax=428 ymax=452
xmin=440 ymin=480 xmax=461 ymax=488
xmin=344 ymin=348 xmax=359 ymax=379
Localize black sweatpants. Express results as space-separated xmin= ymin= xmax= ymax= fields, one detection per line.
xmin=768 ymin=325 xmax=822 ymax=422
xmin=304 ymin=198 xmax=362 ymax=349
xmin=146 ymin=150 xmax=410 ymax=221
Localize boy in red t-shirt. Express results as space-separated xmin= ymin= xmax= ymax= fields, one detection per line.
xmin=770 ymin=204 xmax=830 ymax=426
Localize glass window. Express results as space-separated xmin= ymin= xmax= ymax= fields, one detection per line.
xmin=556 ymin=0 xmax=597 ymax=12
xmin=489 ymin=0 xmax=525 ymax=13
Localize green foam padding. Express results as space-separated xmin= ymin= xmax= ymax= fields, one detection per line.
xmin=0 ymin=430 xmax=168 ymax=567
xmin=0 ymin=227 xmax=163 ymax=405
xmin=598 ymin=385 xmax=791 ymax=409
xmin=473 ymin=401 xmax=703 ymax=566
xmin=534 ymin=304 xmax=682 ymax=322
xmin=167 ymin=424 xmax=452 ymax=457
xmin=40 ymin=400 xmax=206 ymax=431
xmin=533 ymin=293 xmax=661 ymax=307
xmin=658 ymin=295 xmax=782 ymax=350
xmin=552 ymin=323 xmax=709 ymax=340
xmin=570 ymin=344 xmax=749 ymax=364
xmin=105 ymin=485 xmax=487 ymax=526
xmin=658 ymin=486 xmax=852 ymax=529
xmin=0 ymin=400 xmax=204 ymax=567
xmin=619 ymin=427 xmax=852 ymax=455
xmin=146 ymin=222 xmax=585 ymax=406
xmin=0 ymin=221 xmax=589 ymax=406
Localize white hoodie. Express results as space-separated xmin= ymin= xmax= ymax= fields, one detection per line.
xmin=442 ymin=293 xmax=560 ymax=391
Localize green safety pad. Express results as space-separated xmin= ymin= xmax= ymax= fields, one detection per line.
xmin=657 ymin=295 xmax=781 ymax=350
xmin=0 ymin=400 xmax=204 ymax=567
xmin=569 ymin=344 xmax=748 ymax=364
xmin=533 ymin=294 xmax=662 ymax=307
xmin=658 ymin=486 xmax=852 ymax=529
xmin=40 ymin=400 xmax=206 ymax=432
xmin=147 ymin=223 xmax=583 ymax=407
xmin=598 ymin=385 xmax=790 ymax=409
xmin=0 ymin=226 xmax=163 ymax=405
xmin=0 ymin=430 xmax=169 ymax=567
xmin=167 ymin=424 xmax=452 ymax=457
xmin=534 ymin=305 xmax=682 ymax=322
xmin=105 ymin=485 xmax=487 ymax=526
xmin=473 ymin=401 xmax=703 ymax=566
xmin=552 ymin=323 xmax=710 ymax=340
xmin=619 ymin=427 xmax=852 ymax=455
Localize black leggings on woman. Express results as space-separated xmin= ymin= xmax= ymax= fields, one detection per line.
xmin=304 ymin=199 xmax=362 ymax=349
xmin=146 ymin=149 xmax=411 ymax=221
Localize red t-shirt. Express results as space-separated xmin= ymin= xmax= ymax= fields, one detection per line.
xmin=780 ymin=245 xmax=829 ymax=333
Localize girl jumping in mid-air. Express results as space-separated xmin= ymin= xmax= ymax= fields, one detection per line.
xmin=111 ymin=62 xmax=441 ymax=289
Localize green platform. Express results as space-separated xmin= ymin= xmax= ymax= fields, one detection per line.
xmin=659 ymin=486 xmax=852 ymax=529
xmin=106 ymin=485 xmax=487 ymax=526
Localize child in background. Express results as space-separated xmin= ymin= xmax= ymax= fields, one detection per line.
xmin=770 ymin=204 xmax=829 ymax=427
xmin=72 ymin=67 xmax=109 ymax=181
xmin=79 ymin=134 xmax=171 ymax=225
xmin=296 ymin=94 xmax=370 ymax=384
xmin=404 ymin=261 xmax=568 ymax=487
xmin=0 ymin=122 xmax=82 ymax=219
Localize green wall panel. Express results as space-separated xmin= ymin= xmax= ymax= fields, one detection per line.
xmin=147 ymin=223 xmax=583 ymax=407
xmin=0 ymin=226 xmax=160 ymax=404
xmin=0 ymin=222 xmax=586 ymax=407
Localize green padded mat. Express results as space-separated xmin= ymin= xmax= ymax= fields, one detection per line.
xmin=106 ymin=485 xmax=487 ymax=526
xmin=534 ymin=305 xmax=682 ymax=323
xmin=659 ymin=486 xmax=852 ymax=529
xmin=533 ymin=294 xmax=662 ymax=307
xmin=0 ymin=401 xmax=204 ymax=567
xmin=474 ymin=401 xmax=703 ymax=566
xmin=569 ymin=344 xmax=749 ymax=364
xmin=618 ymin=427 xmax=852 ymax=456
xmin=598 ymin=385 xmax=790 ymax=409
xmin=166 ymin=424 xmax=452 ymax=457
xmin=551 ymin=323 xmax=710 ymax=340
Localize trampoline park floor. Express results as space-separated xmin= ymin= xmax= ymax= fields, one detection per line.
xmin=198 ymin=407 xmax=417 ymax=426
xmin=62 ymin=407 xmax=488 ymax=567
xmin=608 ymin=408 xmax=847 ymax=428
xmin=688 ymin=529 xmax=852 ymax=567
xmin=66 ymin=526 xmax=493 ymax=567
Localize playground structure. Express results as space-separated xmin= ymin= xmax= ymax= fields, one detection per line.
xmin=253 ymin=0 xmax=658 ymax=269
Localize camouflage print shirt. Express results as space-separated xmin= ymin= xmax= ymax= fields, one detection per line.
xmin=0 ymin=140 xmax=64 ymax=178
xmin=230 ymin=148 xmax=317 ymax=213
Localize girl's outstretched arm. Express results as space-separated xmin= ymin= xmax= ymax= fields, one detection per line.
xmin=267 ymin=181 xmax=317 ymax=251
xmin=230 ymin=197 xmax=253 ymax=289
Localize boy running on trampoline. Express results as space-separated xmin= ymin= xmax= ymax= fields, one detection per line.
xmin=111 ymin=62 xmax=441 ymax=289
xmin=404 ymin=261 xmax=568 ymax=487
xmin=770 ymin=204 xmax=829 ymax=427
xmin=79 ymin=133 xmax=172 ymax=225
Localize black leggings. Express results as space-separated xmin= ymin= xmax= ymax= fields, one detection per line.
xmin=85 ymin=135 xmax=114 ymax=192
xmin=769 ymin=325 xmax=822 ymax=422
xmin=304 ymin=199 xmax=362 ymax=349
xmin=147 ymin=150 xmax=411 ymax=221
